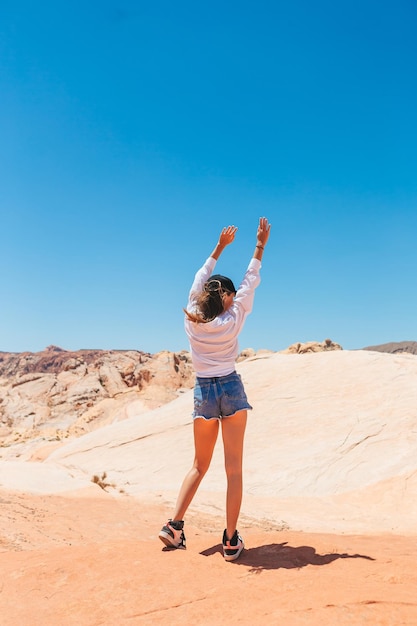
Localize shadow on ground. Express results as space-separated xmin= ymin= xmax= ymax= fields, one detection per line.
xmin=200 ymin=542 xmax=375 ymax=571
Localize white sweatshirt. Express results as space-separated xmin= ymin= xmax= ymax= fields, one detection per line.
xmin=184 ymin=256 xmax=262 ymax=377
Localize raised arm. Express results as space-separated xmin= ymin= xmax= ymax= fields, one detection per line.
xmin=210 ymin=225 xmax=238 ymax=260
xmin=252 ymin=217 xmax=271 ymax=261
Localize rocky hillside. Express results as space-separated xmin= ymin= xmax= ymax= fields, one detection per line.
xmin=0 ymin=345 xmax=195 ymax=450
xmin=281 ymin=338 xmax=342 ymax=354
xmin=0 ymin=339 xmax=344 ymax=457
xmin=362 ymin=341 xmax=417 ymax=355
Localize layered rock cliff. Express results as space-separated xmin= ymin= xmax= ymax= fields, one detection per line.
xmin=0 ymin=345 xmax=194 ymax=450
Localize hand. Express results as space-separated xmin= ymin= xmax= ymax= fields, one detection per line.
xmin=256 ymin=217 xmax=271 ymax=247
xmin=218 ymin=225 xmax=238 ymax=247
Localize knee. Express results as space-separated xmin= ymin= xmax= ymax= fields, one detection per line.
xmin=193 ymin=461 xmax=210 ymax=477
xmin=224 ymin=461 xmax=242 ymax=481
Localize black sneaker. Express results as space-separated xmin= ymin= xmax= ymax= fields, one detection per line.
xmin=159 ymin=519 xmax=186 ymax=549
xmin=222 ymin=529 xmax=244 ymax=561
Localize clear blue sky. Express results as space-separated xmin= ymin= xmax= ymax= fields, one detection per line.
xmin=1 ymin=0 xmax=416 ymax=354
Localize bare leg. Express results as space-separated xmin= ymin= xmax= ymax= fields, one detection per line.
xmin=172 ymin=417 xmax=219 ymax=521
xmin=221 ymin=410 xmax=247 ymax=540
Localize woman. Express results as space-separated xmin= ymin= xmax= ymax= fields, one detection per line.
xmin=159 ymin=217 xmax=271 ymax=561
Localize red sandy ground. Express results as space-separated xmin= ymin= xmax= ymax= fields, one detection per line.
xmin=1 ymin=490 xmax=416 ymax=625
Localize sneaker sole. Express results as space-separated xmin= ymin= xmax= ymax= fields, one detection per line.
xmin=159 ymin=530 xmax=185 ymax=549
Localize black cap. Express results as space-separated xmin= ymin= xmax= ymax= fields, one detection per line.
xmin=208 ymin=274 xmax=236 ymax=294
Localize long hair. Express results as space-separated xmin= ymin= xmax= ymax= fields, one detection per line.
xmin=184 ymin=279 xmax=228 ymax=323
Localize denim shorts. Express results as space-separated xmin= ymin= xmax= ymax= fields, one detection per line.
xmin=192 ymin=371 xmax=253 ymax=420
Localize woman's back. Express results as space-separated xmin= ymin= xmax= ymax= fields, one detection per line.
xmin=185 ymin=255 xmax=262 ymax=377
